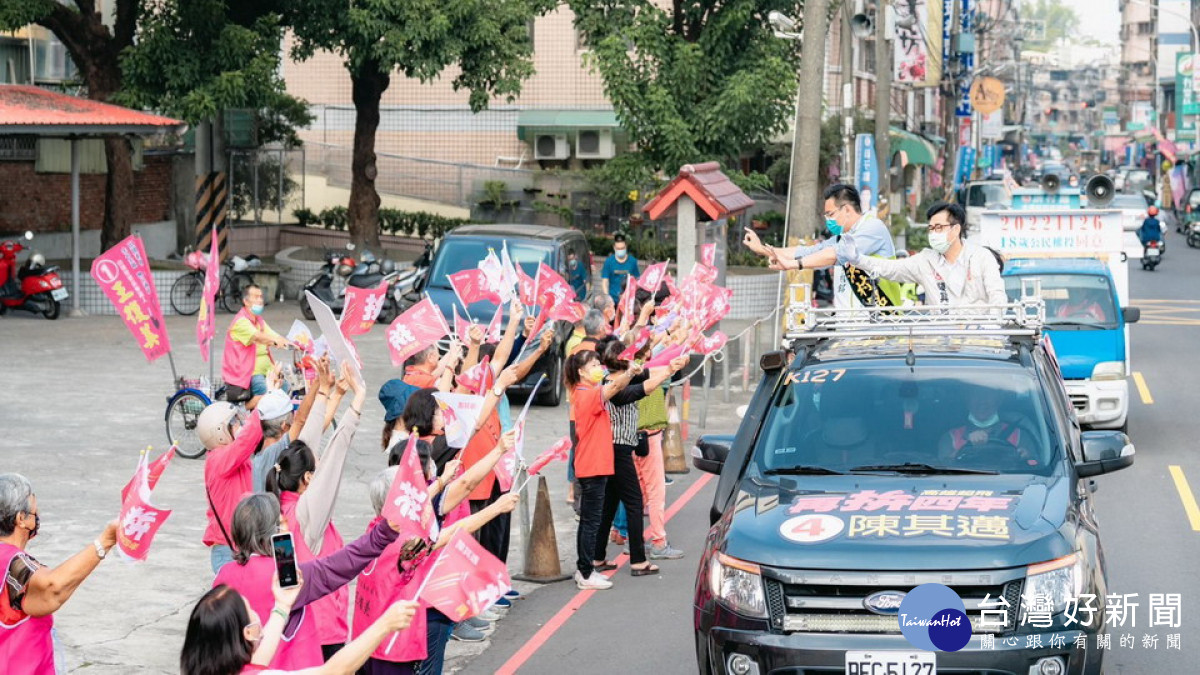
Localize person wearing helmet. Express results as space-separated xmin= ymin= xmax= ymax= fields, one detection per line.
xmin=222 ymin=284 xmax=290 ymax=410
xmin=1138 ymin=206 xmax=1163 ymax=249
xmin=198 ymin=402 xmax=263 ymax=574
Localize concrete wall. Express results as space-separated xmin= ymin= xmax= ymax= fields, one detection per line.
xmin=23 ymin=220 xmax=178 ymax=262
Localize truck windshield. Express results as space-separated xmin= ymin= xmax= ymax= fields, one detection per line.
xmin=967 ymin=184 xmax=1011 ymax=207
xmin=752 ymin=362 xmax=1060 ymax=478
xmin=1004 ymin=274 xmax=1118 ymax=330
xmin=428 ymin=238 xmax=553 ymax=289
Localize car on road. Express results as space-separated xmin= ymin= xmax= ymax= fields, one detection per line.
xmin=1107 ymin=193 xmax=1152 ymax=232
xmin=1114 ymin=166 xmax=1152 ymax=195
xmin=693 ymin=299 xmax=1134 ymax=675
xmin=958 ymin=180 xmax=1012 ymax=235
xmin=404 ymin=223 xmax=592 ymax=405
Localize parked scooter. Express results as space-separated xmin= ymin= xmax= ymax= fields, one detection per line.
xmin=1142 ymin=240 xmax=1163 ymax=271
xmin=1187 ymin=220 xmax=1200 ymax=249
xmin=0 ymin=231 xmax=68 ymax=319
xmin=299 ymin=243 xmax=429 ymax=323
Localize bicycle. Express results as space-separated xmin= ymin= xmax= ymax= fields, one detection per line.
xmin=170 ymin=249 xmax=257 ymax=316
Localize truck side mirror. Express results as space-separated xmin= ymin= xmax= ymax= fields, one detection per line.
xmin=1076 ymin=430 xmax=1135 ymax=477
xmin=1122 ymin=307 xmax=1140 ymax=324
xmin=692 ymin=434 xmax=735 ymax=475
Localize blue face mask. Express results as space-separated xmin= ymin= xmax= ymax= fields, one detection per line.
xmin=250 ymin=304 xmax=264 ymax=316
xmin=825 ymin=219 xmax=843 ymax=237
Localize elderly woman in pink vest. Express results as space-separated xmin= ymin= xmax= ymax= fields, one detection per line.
xmin=0 ymin=473 xmax=118 ymax=675
xmin=223 ymin=284 xmax=291 ymax=410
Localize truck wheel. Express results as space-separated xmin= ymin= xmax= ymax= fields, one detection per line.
xmin=535 ymin=356 xmax=563 ymax=407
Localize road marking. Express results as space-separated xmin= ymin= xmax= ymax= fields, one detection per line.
xmin=1132 ymin=372 xmax=1154 ymax=404
xmin=495 ymin=472 xmax=715 ymax=675
xmin=1168 ymin=466 xmax=1200 ymax=532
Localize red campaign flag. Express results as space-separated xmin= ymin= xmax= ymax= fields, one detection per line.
xmin=701 ymin=243 xmax=716 ymax=267
xmin=498 ymin=245 xmax=522 ymax=302
xmin=448 ymin=269 xmax=501 ymax=305
xmin=517 ymin=266 xmax=538 ymax=308
xmin=664 ymin=273 xmax=678 ymax=298
xmin=115 ymin=452 xmax=173 ymax=562
xmin=381 ymin=434 xmax=440 ymax=544
xmin=456 ymin=355 xmax=490 ymax=394
xmin=618 ymin=327 xmax=652 ymax=360
xmin=452 ymin=304 xmax=473 ymax=345
xmin=618 ymin=277 xmax=638 ymax=325
xmin=694 ymin=330 xmax=729 ymax=356
xmin=692 ymin=261 xmax=719 ymax=285
xmin=419 ymin=528 xmax=511 ymax=622
xmin=196 ymin=228 xmax=221 ymax=362
xmin=386 ymin=297 xmax=450 ymax=367
xmin=637 ymin=261 xmax=669 ymax=293
xmin=485 ymin=304 xmax=504 ymax=343
xmin=645 ymin=344 xmax=687 ymax=369
xmin=527 ymin=436 xmax=572 ymax=476
xmin=90 ymin=234 xmax=171 ymax=362
xmin=536 ymin=264 xmax=575 ymax=303
xmin=703 ymin=286 xmax=733 ymax=330
xmin=493 ymin=430 xmax=521 ymax=492
xmin=549 ymin=300 xmax=586 ymax=324
xmin=120 ymin=447 xmax=175 ymax=504
xmin=341 ymin=282 xmax=389 ymax=337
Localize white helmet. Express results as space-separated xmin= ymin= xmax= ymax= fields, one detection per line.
xmin=197 ymin=402 xmax=240 ymax=450
xmin=29 ymin=253 xmax=45 ymax=268
xmin=231 ymin=256 xmax=248 ymax=272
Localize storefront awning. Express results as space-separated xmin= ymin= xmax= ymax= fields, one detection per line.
xmin=516 ymin=109 xmax=621 ymax=141
xmin=889 ymin=127 xmax=938 ymax=166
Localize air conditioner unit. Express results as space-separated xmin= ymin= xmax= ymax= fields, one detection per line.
xmin=533 ymin=133 xmax=570 ymax=160
xmin=575 ymin=129 xmax=615 ymax=159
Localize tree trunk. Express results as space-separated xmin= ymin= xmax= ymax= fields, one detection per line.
xmin=348 ymin=62 xmax=390 ymax=251
xmin=101 ymin=137 xmax=135 ymax=251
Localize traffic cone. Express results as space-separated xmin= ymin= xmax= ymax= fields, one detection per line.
xmin=664 ymin=391 xmax=689 ymax=474
xmin=512 ymin=476 xmax=572 ymax=584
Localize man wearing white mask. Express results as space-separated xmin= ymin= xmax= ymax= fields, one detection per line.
xmin=743 ymin=183 xmax=898 ymax=308
xmin=837 ymin=202 xmax=1006 ymax=306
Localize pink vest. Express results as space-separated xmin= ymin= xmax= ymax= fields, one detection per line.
xmin=279 ymin=491 xmax=349 ymax=646
xmin=214 ymin=555 xmax=323 ymax=669
xmin=0 ymin=543 xmax=55 ymax=675
xmin=352 ymin=518 xmax=431 ymax=663
xmin=222 ymin=308 xmax=261 ymax=388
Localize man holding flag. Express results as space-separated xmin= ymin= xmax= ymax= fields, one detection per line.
xmin=222 ymin=284 xmax=291 ymax=410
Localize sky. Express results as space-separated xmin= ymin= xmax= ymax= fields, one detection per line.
xmin=1063 ymin=0 xmax=1120 ymax=46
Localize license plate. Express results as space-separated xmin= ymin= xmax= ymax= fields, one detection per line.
xmin=1147 ymin=248 xmax=1161 ymax=257
xmin=845 ymin=651 xmax=935 ymax=675
xmin=51 ymin=288 xmax=69 ymax=300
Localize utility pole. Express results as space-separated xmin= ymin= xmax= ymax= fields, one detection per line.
xmin=874 ymin=0 xmax=891 ymax=211
xmin=843 ymin=5 xmax=857 ymax=179
xmin=782 ymin=0 xmax=830 ymax=241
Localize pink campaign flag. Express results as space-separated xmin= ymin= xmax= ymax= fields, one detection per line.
xmin=452 ymin=305 xmax=473 ymax=345
xmin=527 ymin=436 xmax=572 ymax=477
xmin=456 ymin=355 xmax=491 ymax=395
xmin=645 ymin=344 xmax=687 ymax=369
xmin=448 ymin=269 xmax=501 ymax=305
xmin=485 ymin=304 xmax=504 ymax=343
xmin=703 ymin=286 xmax=734 ymax=330
xmin=516 ymin=265 xmax=538 ymax=308
xmin=120 ymin=446 xmax=175 ymax=504
xmin=116 ymin=451 xmax=173 ymax=561
xmin=381 ymin=434 xmax=440 ymax=544
xmin=692 ymin=262 xmax=719 ymax=285
xmin=694 ymin=331 xmax=729 ymax=356
xmin=419 ymin=528 xmax=511 ymax=622
xmin=617 ymin=276 xmax=638 ymax=325
xmin=548 ymin=301 xmax=586 ymax=324
xmin=701 ymin=243 xmax=716 ymax=267
xmin=495 ymin=376 xmax=544 ymax=491
xmin=196 ymin=228 xmax=221 ymax=361
xmin=386 ymin=297 xmax=450 ymax=367
xmin=432 ymin=392 xmax=485 ymax=449
xmin=341 ymin=282 xmax=389 ymax=338
xmin=90 ymin=234 xmax=171 ymax=362
xmin=618 ymin=328 xmax=651 ymax=360
xmin=638 ymin=261 xmax=669 ymax=293
xmin=498 ymin=245 xmax=522 ymax=301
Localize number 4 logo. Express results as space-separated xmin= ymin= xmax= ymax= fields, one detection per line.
xmin=779 ymin=514 xmax=845 ymax=544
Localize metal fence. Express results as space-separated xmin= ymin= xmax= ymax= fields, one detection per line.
xmin=228 ymin=147 xmax=307 ymax=225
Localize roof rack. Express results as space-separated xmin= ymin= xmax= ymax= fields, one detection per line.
xmin=782 ymin=278 xmax=1045 ymax=346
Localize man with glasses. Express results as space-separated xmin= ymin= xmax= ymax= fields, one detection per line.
xmin=742 ymin=183 xmax=898 ymax=308
xmin=837 ymin=202 xmax=1006 ymax=306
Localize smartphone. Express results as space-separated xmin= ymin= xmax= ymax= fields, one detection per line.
xmin=271 ymin=532 xmax=299 ymax=588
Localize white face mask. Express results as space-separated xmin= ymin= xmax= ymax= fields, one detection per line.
xmin=969 ymin=413 xmax=1000 ymax=428
xmin=929 ymin=231 xmax=952 ymax=254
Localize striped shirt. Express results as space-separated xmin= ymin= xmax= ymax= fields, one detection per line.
xmin=605 ymin=372 xmax=650 ymax=446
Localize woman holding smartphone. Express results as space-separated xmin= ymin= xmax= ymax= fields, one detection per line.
xmin=180 ymin=575 xmax=418 ymax=675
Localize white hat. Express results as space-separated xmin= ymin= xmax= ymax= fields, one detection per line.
xmin=258 ymin=389 xmax=293 ymax=421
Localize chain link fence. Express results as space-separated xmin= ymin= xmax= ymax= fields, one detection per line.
xmin=227 ymin=147 xmax=307 ymax=225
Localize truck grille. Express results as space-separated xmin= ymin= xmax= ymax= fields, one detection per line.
xmin=1070 ymin=395 xmax=1088 ymax=412
xmin=763 ymin=575 xmax=1023 ymax=635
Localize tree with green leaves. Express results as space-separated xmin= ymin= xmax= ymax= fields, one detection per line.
xmin=1022 ymin=0 xmax=1080 ymax=50
xmin=284 ymin=0 xmax=555 ymax=249
xmin=569 ymin=0 xmax=802 ymax=175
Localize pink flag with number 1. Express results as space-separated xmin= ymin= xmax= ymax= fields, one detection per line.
xmin=91 ymin=234 xmax=171 ymax=362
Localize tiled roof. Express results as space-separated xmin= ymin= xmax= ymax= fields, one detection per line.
xmin=643 ymin=161 xmax=755 ymax=221
xmin=0 ymin=85 xmax=182 ymax=134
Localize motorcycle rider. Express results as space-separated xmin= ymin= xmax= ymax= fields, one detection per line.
xmin=1138 ymin=206 xmax=1164 ymax=252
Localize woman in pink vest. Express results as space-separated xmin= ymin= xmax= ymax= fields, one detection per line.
xmin=214 ymin=493 xmax=400 ymax=670
xmin=355 ymin=429 xmax=520 ymax=674
xmin=0 ymin=473 xmax=118 ymax=675
xmin=265 ymin=368 xmax=367 ymax=660
xmin=180 ymin=576 xmax=418 ymax=675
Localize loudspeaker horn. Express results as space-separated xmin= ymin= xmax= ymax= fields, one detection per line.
xmin=1041 ymin=173 xmax=1060 ymax=193
xmin=851 ymin=12 xmax=874 ymax=38
xmin=1085 ymin=174 xmax=1115 ymax=206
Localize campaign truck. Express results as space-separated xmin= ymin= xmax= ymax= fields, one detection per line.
xmin=980 ymin=209 xmax=1141 ymax=432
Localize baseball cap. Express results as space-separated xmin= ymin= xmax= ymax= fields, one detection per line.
xmin=257 ymin=389 xmax=293 ymax=421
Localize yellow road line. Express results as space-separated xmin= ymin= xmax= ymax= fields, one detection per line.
xmin=1168 ymin=466 xmax=1200 ymax=532
xmin=1132 ymin=372 xmax=1154 ymax=404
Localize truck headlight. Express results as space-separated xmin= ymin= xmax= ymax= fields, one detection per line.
xmin=1091 ymin=361 xmax=1125 ymax=381
xmin=1022 ymin=553 xmax=1083 ymax=617
xmin=709 ymin=552 xmax=768 ymax=619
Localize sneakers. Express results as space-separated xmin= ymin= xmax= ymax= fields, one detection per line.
xmin=575 ymin=570 xmax=614 ymax=590
xmin=648 ymin=542 xmax=685 ymax=560
xmin=664 ymin=476 xmax=675 ymax=486
xmin=477 ymin=607 xmax=503 ymax=621
xmin=451 ymin=623 xmax=486 ymax=642
xmin=464 ymin=616 xmax=492 ymax=630
xmin=504 ymin=589 xmax=521 ymax=599
xmin=493 ymin=596 xmax=512 ymax=609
